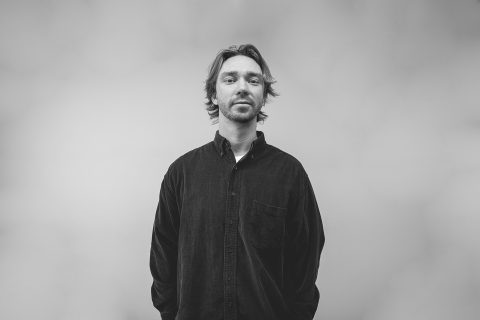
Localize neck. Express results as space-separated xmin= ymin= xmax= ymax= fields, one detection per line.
xmin=218 ymin=115 xmax=257 ymax=157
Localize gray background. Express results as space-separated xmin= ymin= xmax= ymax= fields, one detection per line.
xmin=1 ymin=0 xmax=479 ymax=319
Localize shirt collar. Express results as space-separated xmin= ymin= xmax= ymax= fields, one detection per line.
xmin=214 ymin=130 xmax=267 ymax=158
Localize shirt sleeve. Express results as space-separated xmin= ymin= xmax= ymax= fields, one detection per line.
xmin=284 ymin=173 xmax=325 ymax=320
xmin=150 ymin=171 xmax=180 ymax=319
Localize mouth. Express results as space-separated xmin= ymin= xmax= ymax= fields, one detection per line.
xmin=233 ymin=100 xmax=252 ymax=106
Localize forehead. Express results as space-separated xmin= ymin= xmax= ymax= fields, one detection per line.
xmin=219 ymin=55 xmax=262 ymax=75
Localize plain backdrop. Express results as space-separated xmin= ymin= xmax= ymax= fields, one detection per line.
xmin=1 ymin=0 xmax=479 ymax=319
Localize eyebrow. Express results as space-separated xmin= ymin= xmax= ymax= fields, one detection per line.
xmin=219 ymin=71 xmax=263 ymax=78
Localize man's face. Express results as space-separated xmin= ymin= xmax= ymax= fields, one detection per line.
xmin=213 ymin=55 xmax=264 ymax=123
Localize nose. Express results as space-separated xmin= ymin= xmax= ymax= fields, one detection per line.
xmin=236 ymin=78 xmax=248 ymax=95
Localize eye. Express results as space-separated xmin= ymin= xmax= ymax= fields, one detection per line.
xmin=223 ymin=76 xmax=236 ymax=84
xmin=248 ymin=77 xmax=261 ymax=85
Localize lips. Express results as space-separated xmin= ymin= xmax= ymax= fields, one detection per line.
xmin=233 ymin=100 xmax=252 ymax=105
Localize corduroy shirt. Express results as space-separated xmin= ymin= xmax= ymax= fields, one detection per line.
xmin=150 ymin=131 xmax=324 ymax=320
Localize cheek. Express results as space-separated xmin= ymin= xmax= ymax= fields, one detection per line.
xmin=254 ymin=88 xmax=265 ymax=100
xmin=216 ymin=87 xmax=232 ymax=99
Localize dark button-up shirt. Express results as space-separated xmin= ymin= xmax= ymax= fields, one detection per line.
xmin=150 ymin=131 xmax=325 ymax=320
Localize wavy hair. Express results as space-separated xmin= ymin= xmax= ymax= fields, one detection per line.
xmin=204 ymin=44 xmax=278 ymax=122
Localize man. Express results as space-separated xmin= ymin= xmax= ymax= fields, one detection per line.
xmin=150 ymin=44 xmax=325 ymax=320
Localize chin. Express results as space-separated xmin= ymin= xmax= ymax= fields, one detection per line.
xmin=229 ymin=113 xmax=257 ymax=123
xmin=220 ymin=107 xmax=259 ymax=123
xmin=235 ymin=117 xmax=255 ymax=124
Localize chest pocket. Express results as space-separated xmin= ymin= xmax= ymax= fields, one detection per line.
xmin=245 ymin=200 xmax=287 ymax=249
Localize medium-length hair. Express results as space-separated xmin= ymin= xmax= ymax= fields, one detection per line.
xmin=204 ymin=44 xmax=278 ymax=122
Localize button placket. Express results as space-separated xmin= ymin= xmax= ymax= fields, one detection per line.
xmin=224 ymin=164 xmax=239 ymax=320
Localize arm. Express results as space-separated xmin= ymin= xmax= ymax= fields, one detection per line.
xmin=150 ymin=172 xmax=180 ymax=320
xmin=284 ymin=174 xmax=325 ymax=320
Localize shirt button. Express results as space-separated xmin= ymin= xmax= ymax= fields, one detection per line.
xmin=233 ymin=165 xmax=237 ymax=170
xmin=231 ymin=192 xmax=236 ymax=196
